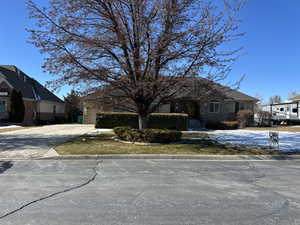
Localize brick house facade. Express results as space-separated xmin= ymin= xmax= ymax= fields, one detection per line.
xmin=82 ymin=81 xmax=258 ymax=126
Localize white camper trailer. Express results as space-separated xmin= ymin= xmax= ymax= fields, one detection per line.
xmin=262 ymin=101 xmax=300 ymax=124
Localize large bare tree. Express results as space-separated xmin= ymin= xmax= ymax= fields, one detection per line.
xmin=288 ymin=91 xmax=300 ymax=100
xmin=269 ymin=95 xmax=282 ymax=105
xmin=28 ymin=0 xmax=245 ymax=129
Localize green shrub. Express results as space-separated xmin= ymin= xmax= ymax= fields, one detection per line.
xmin=96 ymin=112 xmax=137 ymax=129
xmin=148 ymin=113 xmax=188 ymax=130
xmin=113 ymin=126 xmax=131 ymax=140
xmin=96 ymin=112 xmax=188 ymax=130
xmin=205 ymin=121 xmax=239 ymax=130
xmin=113 ymin=127 xmax=182 ymax=143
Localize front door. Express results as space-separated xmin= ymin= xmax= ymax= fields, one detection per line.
xmin=170 ymin=102 xmax=200 ymax=119
xmin=235 ymin=102 xmax=240 ymax=113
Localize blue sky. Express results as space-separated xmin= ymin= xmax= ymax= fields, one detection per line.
xmin=0 ymin=0 xmax=299 ymax=102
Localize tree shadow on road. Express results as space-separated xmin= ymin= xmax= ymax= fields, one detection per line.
xmin=0 ymin=135 xmax=78 ymax=152
xmin=0 ymin=161 xmax=13 ymax=174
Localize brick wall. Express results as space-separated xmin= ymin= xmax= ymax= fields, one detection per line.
xmin=83 ymin=101 xmax=113 ymax=124
xmin=38 ymin=112 xmax=65 ymax=121
xmin=23 ymin=100 xmax=37 ymax=123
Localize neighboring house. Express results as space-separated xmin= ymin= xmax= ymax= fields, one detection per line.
xmin=82 ymin=80 xmax=258 ymax=127
xmin=0 ymin=65 xmax=65 ymax=124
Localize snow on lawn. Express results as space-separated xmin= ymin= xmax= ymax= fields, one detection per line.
xmin=209 ymin=130 xmax=300 ymax=152
xmin=95 ymin=128 xmax=113 ymax=132
xmin=0 ymin=125 xmax=22 ymax=129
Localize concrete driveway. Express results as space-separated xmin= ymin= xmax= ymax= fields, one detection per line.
xmin=0 ymin=125 xmax=94 ymax=159
xmin=0 ymin=159 xmax=299 ymax=225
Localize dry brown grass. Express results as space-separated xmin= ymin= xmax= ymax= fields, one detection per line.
xmin=56 ymin=132 xmax=287 ymax=155
xmin=0 ymin=127 xmax=30 ymax=133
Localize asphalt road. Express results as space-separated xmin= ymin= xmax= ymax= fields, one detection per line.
xmin=0 ymin=159 xmax=299 ymax=225
xmin=0 ymin=125 xmax=94 ymax=159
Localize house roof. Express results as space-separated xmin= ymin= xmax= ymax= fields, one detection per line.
xmin=0 ymin=65 xmax=64 ymax=103
xmin=83 ymin=78 xmax=258 ymax=103
xmin=222 ymin=87 xmax=259 ymax=102
xmin=288 ymin=95 xmax=300 ymax=102
xmin=179 ymin=77 xmax=259 ymax=102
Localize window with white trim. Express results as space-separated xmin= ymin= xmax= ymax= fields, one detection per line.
xmin=209 ymin=102 xmax=220 ymax=113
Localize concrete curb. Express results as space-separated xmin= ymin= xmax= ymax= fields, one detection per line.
xmin=40 ymin=154 xmax=300 ymax=160
xmin=43 ymin=148 xmax=60 ymax=158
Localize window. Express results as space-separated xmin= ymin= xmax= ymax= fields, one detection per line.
xmin=0 ymin=101 xmax=5 ymax=113
xmin=280 ymin=108 xmax=284 ymax=112
xmin=293 ymin=108 xmax=298 ymax=113
xmin=240 ymin=102 xmax=245 ymax=110
xmin=53 ymin=105 xmax=56 ymax=114
xmin=209 ymin=102 xmax=220 ymax=113
xmin=235 ymin=102 xmax=240 ymax=113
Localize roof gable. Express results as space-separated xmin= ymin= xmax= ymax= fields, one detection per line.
xmin=0 ymin=65 xmax=64 ymax=103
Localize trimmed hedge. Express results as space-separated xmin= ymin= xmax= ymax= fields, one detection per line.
xmin=205 ymin=121 xmax=239 ymax=130
xmin=113 ymin=127 xmax=182 ymax=143
xmin=96 ymin=112 xmax=188 ymax=130
xmin=96 ymin=112 xmax=137 ymax=128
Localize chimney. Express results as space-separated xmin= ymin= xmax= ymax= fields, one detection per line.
xmin=15 ymin=68 xmax=25 ymax=82
xmin=17 ymin=68 xmax=21 ymax=79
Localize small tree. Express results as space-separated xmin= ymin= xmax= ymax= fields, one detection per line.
xmin=64 ymin=90 xmax=82 ymax=123
xmin=288 ymin=91 xmax=300 ymax=100
xmin=237 ymin=110 xmax=253 ymax=128
xmin=256 ymin=110 xmax=272 ymax=127
xmin=10 ymin=90 xmax=25 ymax=123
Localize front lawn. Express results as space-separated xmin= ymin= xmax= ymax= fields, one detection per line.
xmin=55 ymin=132 xmax=286 ymax=155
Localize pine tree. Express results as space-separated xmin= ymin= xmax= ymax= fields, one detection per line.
xmin=17 ymin=91 xmax=25 ymax=123
xmin=9 ymin=90 xmax=25 ymax=123
xmin=64 ymin=90 xmax=82 ymax=123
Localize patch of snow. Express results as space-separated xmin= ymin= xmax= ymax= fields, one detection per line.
xmin=0 ymin=125 xmax=22 ymax=129
xmin=87 ymin=129 xmax=113 ymax=134
xmin=95 ymin=129 xmax=113 ymax=132
xmin=209 ymin=129 xmax=300 ymax=152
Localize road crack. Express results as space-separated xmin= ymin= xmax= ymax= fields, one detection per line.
xmin=0 ymin=161 xmax=101 ymax=220
xmin=245 ymin=161 xmax=291 ymax=220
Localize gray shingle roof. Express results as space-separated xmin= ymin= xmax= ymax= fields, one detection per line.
xmin=222 ymin=87 xmax=259 ymax=102
xmin=0 ymin=65 xmax=64 ymax=103
xmin=183 ymin=77 xmax=259 ymax=102
xmin=83 ymin=78 xmax=258 ymax=103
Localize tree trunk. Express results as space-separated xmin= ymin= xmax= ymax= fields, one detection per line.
xmin=138 ymin=114 xmax=149 ymax=129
